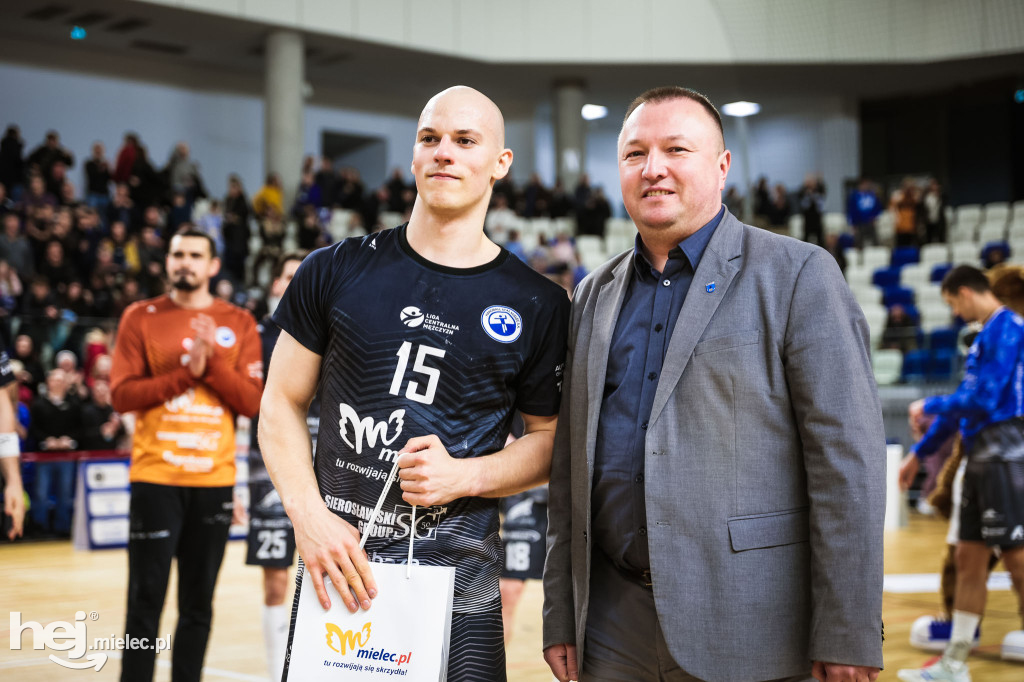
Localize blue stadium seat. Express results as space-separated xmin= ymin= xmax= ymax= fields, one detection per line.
xmin=901 ymin=349 xmax=929 ymax=382
xmin=929 ymin=348 xmax=957 ymax=381
xmin=929 ymin=327 xmax=958 ymax=351
xmin=981 ymin=241 xmax=1010 ymax=265
xmin=882 ymin=286 xmax=915 ymax=308
xmin=872 ymin=266 xmax=901 ymax=288
xmin=930 ymin=263 xmax=951 ymax=283
xmin=891 ymin=246 xmax=920 ymax=268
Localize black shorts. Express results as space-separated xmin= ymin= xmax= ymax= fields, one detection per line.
xmin=960 ymin=421 xmax=1024 ymax=548
xmin=245 ymin=515 xmax=296 ymax=567
xmin=500 ymin=494 xmax=547 ymax=581
xmin=246 ymin=475 xmax=295 ymax=567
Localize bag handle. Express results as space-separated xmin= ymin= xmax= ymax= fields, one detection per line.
xmin=357 ymin=458 xmax=417 ymax=578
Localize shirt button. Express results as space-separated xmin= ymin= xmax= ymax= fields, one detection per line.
xmin=647 ymin=372 xmax=656 ymax=380
xmin=640 ymin=421 xmax=648 ymax=430
xmin=654 ymin=323 xmax=663 ymax=332
xmin=662 ymin=279 xmax=671 ymax=287
xmin=639 ymin=527 xmax=647 ymax=536
xmin=635 ymin=474 xmax=644 ymax=483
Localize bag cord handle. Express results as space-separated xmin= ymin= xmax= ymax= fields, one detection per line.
xmin=357 ymin=458 xmax=417 ymax=578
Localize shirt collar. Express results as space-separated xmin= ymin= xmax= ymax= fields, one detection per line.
xmin=632 ymin=205 xmax=725 ymax=278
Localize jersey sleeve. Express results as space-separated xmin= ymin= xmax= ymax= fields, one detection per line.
xmin=110 ymin=303 xmax=196 ymax=413
xmin=272 ymin=244 xmax=342 ymax=356
xmin=922 ymin=312 xmax=1022 ymax=420
xmin=514 ymin=289 xmax=570 ymax=416
xmin=204 ymin=310 xmax=264 ymax=418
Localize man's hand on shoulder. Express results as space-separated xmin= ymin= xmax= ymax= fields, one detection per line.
xmin=291 ymin=501 xmax=378 ymax=615
xmin=396 ymin=434 xmax=467 ymax=506
xmin=812 ymin=661 xmax=880 ymax=682
xmin=544 ymin=643 xmax=578 ymax=682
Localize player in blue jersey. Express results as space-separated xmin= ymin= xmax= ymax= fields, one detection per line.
xmin=244 ymin=250 xmax=316 ymax=681
xmin=898 ymin=265 xmax=1024 ymax=682
xmin=259 ymin=86 xmax=570 ymax=681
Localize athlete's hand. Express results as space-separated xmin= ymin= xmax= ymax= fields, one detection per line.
xmin=4 ymin=481 xmax=24 ymax=540
xmin=293 ymin=503 xmax=378 ymax=614
xmin=396 ymin=435 xmax=466 ymax=506
xmin=188 ymin=314 xmax=216 ymax=378
xmin=543 ymin=643 xmax=578 ymax=682
xmin=898 ymin=452 xmax=920 ymax=491
xmin=908 ymin=399 xmax=925 ymax=426
xmin=812 ymin=661 xmax=880 ymax=681
xmin=231 ymin=492 xmax=248 ymax=526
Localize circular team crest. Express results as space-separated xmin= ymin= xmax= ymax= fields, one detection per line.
xmin=215 ymin=326 xmax=237 ymax=348
xmin=400 ymin=306 xmax=425 ymax=328
xmin=481 ymin=305 xmax=523 ymax=343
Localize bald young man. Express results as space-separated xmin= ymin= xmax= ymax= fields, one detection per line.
xmin=259 ymin=86 xmax=570 ymax=680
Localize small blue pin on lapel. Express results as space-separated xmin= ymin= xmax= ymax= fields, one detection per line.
xmin=705 ymin=282 xmax=716 ymax=293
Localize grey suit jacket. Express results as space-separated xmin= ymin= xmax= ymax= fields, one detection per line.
xmin=542 ymin=211 xmax=885 ymax=682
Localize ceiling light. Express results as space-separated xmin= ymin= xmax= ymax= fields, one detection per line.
xmin=722 ymin=101 xmax=761 ymax=117
xmin=581 ymin=104 xmax=608 ymax=121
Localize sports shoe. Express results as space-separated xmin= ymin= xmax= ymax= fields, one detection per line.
xmin=897 ymin=657 xmax=971 ymax=681
xmin=909 ymin=615 xmax=980 ymax=652
xmin=1003 ymin=630 xmax=1024 ymax=662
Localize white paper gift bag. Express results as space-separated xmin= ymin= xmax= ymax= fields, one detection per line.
xmin=285 ymin=461 xmax=456 ymax=681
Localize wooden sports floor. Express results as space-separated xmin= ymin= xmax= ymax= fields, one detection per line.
xmin=2 ymin=513 xmax=1022 ymax=681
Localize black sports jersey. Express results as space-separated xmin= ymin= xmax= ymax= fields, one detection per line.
xmin=273 ymin=224 xmax=569 ymax=613
xmin=0 ymin=347 xmax=13 ymax=389
xmin=249 ymin=316 xmax=321 ymax=520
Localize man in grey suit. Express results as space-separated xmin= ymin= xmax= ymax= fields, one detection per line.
xmin=542 ymin=86 xmax=885 ymax=682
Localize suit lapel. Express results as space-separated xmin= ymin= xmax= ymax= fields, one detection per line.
xmin=584 ymin=254 xmax=633 ymax=466
xmin=648 ymin=212 xmax=745 ymax=427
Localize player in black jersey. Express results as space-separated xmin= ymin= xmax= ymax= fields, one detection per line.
xmin=260 ymin=86 xmax=569 ymax=681
xmin=0 ymin=345 xmax=24 ymax=540
xmin=245 ymin=251 xmax=314 ymax=681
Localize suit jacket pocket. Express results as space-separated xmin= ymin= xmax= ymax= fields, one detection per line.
xmin=727 ymin=507 xmax=809 ymax=552
xmin=693 ymin=330 xmax=760 ymax=356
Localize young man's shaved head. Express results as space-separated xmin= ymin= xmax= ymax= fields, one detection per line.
xmin=418 ymin=85 xmax=506 ymax=149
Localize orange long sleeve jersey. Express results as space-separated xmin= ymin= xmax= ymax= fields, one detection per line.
xmin=110 ymin=295 xmax=263 ymax=487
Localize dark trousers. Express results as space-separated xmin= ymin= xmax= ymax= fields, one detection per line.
xmin=121 ymin=482 xmax=233 ymax=682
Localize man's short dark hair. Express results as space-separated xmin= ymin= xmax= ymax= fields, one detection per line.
xmin=622 ymin=86 xmax=725 ymax=147
xmin=941 ymin=265 xmax=991 ymax=295
xmin=173 ymin=226 xmax=217 ymax=259
xmin=272 ymin=250 xmax=308 ymax=281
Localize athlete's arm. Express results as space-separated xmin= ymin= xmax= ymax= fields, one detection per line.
xmin=396 ymin=411 xmax=557 ymax=506
xmin=259 ymin=331 xmax=377 ymax=614
xmin=203 ymin=316 xmax=263 ymax=418
xmin=110 ymin=307 xmax=196 ymax=413
xmin=0 ymin=382 xmax=23 ymax=540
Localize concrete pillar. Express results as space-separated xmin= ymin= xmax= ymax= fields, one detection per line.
xmin=553 ymin=80 xmax=586 ymax=193
xmin=264 ymin=30 xmax=304 ymax=214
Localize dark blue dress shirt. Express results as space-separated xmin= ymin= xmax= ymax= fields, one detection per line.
xmin=592 ymin=207 xmax=724 ymax=572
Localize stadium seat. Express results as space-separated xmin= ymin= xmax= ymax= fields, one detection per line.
xmin=861 ymin=303 xmax=887 ymax=348
xmin=950 ymin=242 xmax=980 ymax=265
xmin=981 ymin=241 xmax=1010 ymax=266
xmin=872 ymin=267 xmax=901 ymax=289
xmin=930 ymin=263 xmax=952 ymax=283
xmin=983 ymin=202 xmax=1010 ymax=224
xmin=900 ymin=263 xmax=929 ymax=289
xmin=949 ymin=223 xmax=976 ymax=243
xmin=872 ymin=349 xmax=903 ymax=386
xmin=862 ymin=246 xmax=890 ymax=270
xmin=919 ymin=301 xmax=952 ymax=332
xmin=901 ymin=349 xmax=930 ymax=382
xmin=929 ymin=348 xmax=957 ymax=381
xmin=920 ymin=243 xmax=949 ymax=267
xmin=882 ymin=286 xmax=915 ymax=308
xmin=788 ymin=214 xmax=804 ymax=240
xmin=955 ymin=204 xmax=982 ymax=231
xmin=1012 ymin=200 xmax=1024 ymax=222
xmin=929 ymin=327 xmax=958 ymax=351
xmin=891 ymin=246 xmax=919 ymax=268
xmin=977 ymin=223 xmax=1006 ymax=244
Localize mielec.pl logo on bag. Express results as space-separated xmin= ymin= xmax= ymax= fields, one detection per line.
xmin=9 ymin=610 xmax=171 ymax=671
xmin=322 ymin=621 xmax=414 ymax=675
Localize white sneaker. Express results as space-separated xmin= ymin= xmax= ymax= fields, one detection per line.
xmin=1003 ymin=630 xmax=1024 ymax=662
xmin=909 ymin=615 xmax=981 ymax=652
xmin=897 ymin=657 xmax=971 ymax=682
